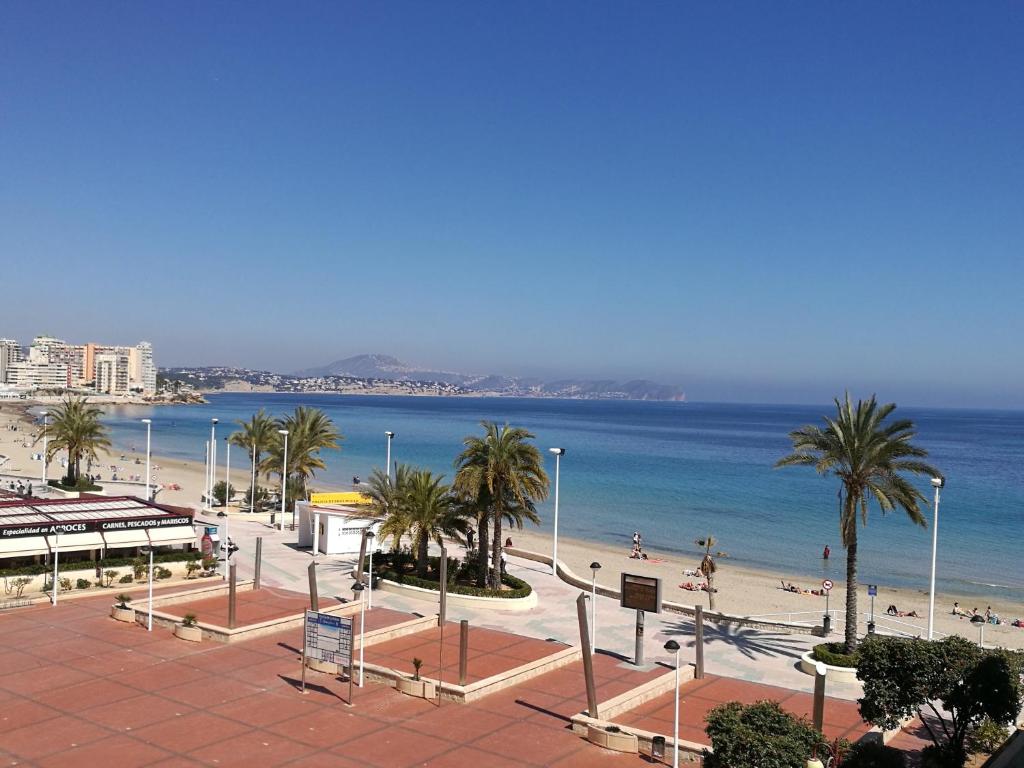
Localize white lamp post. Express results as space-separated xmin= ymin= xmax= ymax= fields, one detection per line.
xmin=590 ymin=561 xmax=601 ymax=652
xmin=224 ymin=437 xmax=231 ymax=510
xmin=352 ymin=581 xmax=366 ymax=686
xmin=366 ymin=529 xmax=375 ymax=609
xmin=664 ymin=639 xmax=681 ymax=768
xmin=51 ymin=530 xmax=59 ymax=606
xmin=384 ymin=431 xmax=395 ymax=483
xmin=141 ymin=418 xmax=152 ymax=501
xmin=278 ymin=429 xmax=289 ymax=531
xmin=142 ymin=545 xmax=154 ymax=630
xmin=927 ymin=476 xmax=945 ymax=641
xmin=40 ymin=411 xmax=49 ymax=486
xmin=209 ymin=418 xmax=218 ymax=510
xmin=203 ymin=440 xmax=210 ymax=506
xmin=548 ymin=448 xmax=565 ymax=575
xmin=217 ymin=510 xmax=229 ymax=580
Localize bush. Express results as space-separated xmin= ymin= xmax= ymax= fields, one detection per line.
xmin=103 ymin=569 xmax=118 ymax=587
xmin=182 ymin=613 xmax=198 ymax=627
xmin=376 ymin=551 xmax=532 ymax=598
xmin=114 ymin=593 xmax=132 ymax=609
xmin=812 ymin=642 xmax=859 ymax=668
xmin=154 ymin=567 xmax=172 ymax=580
xmin=48 ymin=478 xmax=103 ymax=492
xmin=59 ymin=577 xmax=72 ymax=591
xmin=118 ymin=574 xmax=133 ymax=584
xmin=844 ymin=741 xmax=906 ymax=768
xmin=920 ymin=744 xmax=964 ymax=768
xmin=76 ymin=578 xmax=91 ymax=589
xmin=703 ymin=700 xmax=827 ymax=768
xmin=965 ymin=718 xmax=1010 ymax=756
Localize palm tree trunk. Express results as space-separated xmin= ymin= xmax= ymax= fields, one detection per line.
xmin=416 ymin=533 xmax=428 ymax=578
xmin=476 ymin=515 xmax=489 ymax=588
xmin=707 ymin=572 xmax=716 ymax=611
xmin=71 ymin=451 xmax=79 ymax=486
xmin=491 ymin=510 xmax=503 ymax=590
xmin=845 ymin=529 xmax=858 ymax=654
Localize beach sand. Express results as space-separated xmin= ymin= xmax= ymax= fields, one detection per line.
xmin=3 ymin=401 xmax=1021 ymax=649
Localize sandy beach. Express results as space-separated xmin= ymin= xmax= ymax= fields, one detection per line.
xmin=3 ymin=400 xmax=1022 ymax=650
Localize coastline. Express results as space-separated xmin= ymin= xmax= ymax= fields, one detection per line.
xmin=4 ymin=400 xmax=1022 ymax=649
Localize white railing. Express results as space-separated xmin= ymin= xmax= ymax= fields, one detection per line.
xmin=745 ymin=609 xmax=844 ymax=627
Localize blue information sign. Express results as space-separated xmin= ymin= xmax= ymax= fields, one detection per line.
xmin=867 ymin=584 xmax=877 ymax=597
xmin=304 ymin=611 xmax=353 ymax=667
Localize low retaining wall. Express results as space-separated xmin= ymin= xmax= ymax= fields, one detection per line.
xmin=508 ymin=547 xmax=819 ymax=636
xmin=375 ymin=577 xmax=538 ymax=611
xmin=798 ymin=650 xmax=860 ymax=685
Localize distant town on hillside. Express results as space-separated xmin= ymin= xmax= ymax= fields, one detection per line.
xmin=160 ymin=354 xmax=686 ymax=401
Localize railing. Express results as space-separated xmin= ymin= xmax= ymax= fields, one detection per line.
xmin=744 ymin=609 xmax=844 ymax=627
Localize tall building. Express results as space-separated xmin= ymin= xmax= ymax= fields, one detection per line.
xmin=94 ymin=352 xmax=130 ymax=394
xmin=0 ymin=339 xmax=21 ymax=384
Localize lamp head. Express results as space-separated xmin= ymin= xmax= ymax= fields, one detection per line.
xmin=217 ymin=511 xmax=227 ymax=519
xmin=352 ymin=581 xmax=365 ymax=593
xmin=141 ymin=418 xmax=151 ymax=424
xmin=365 ymin=529 xmax=375 ymax=539
xmin=549 ymin=447 xmax=565 ymax=456
xmin=40 ymin=411 xmax=48 ymax=417
xmin=278 ymin=429 xmax=289 ymax=436
xmin=385 ymin=431 xmax=395 ymax=438
xmin=816 ymin=662 xmax=827 ymax=676
xmin=931 ymin=476 xmax=945 ymax=489
xmin=590 ymin=561 xmax=602 ymax=571
xmin=664 ymin=639 xmax=680 ymax=652
xmin=212 ymin=418 xmax=218 ymax=424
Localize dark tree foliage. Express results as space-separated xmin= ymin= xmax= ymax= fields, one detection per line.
xmin=703 ymin=700 xmax=827 ymax=768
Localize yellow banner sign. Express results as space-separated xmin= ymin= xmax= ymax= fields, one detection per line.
xmin=309 ymin=492 xmax=373 ymax=506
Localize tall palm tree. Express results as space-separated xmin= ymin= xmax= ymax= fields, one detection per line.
xmin=776 ymin=394 xmax=940 ymax=654
xmin=695 ymin=535 xmax=719 ymax=611
xmin=367 ymin=464 xmax=413 ymax=552
xmin=453 ymin=422 xmax=549 ymax=590
xmin=228 ymin=409 xmax=277 ymax=505
xmin=379 ymin=469 xmax=467 ymax=577
xmin=36 ymin=396 xmax=111 ymax=486
xmin=260 ymin=407 xmax=342 ymax=511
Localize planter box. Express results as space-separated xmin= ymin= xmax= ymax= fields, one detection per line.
xmin=586 ymin=725 xmax=639 ymax=753
xmin=799 ymin=651 xmax=859 ymax=684
xmin=174 ymin=624 xmax=202 ymax=642
xmin=395 ymin=677 xmax=436 ymax=699
xmin=110 ymin=606 xmax=135 ymax=622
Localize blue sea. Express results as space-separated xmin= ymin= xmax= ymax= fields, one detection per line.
xmin=98 ymin=394 xmax=1024 ymax=601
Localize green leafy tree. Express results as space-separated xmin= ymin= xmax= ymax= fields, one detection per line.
xmin=365 ymin=464 xmax=413 ymax=551
xmin=212 ymin=480 xmax=235 ymax=506
xmin=857 ymin=636 xmax=1023 ymax=766
xmin=229 ymin=409 xmax=278 ymax=510
xmin=260 ymin=407 xmax=342 ymax=512
xmin=36 ymin=396 xmax=111 ymax=486
xmin=703 ymin=700 xmax=827 ymax=768
xmin=453 ymin=422 xmax=548 ymax=590
xmin=776 ymin=394 xmax=940 ymax=654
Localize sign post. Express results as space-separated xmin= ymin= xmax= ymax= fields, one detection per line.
xmin=867 ymin=584 xmax=877 ymax=634
xmin=822 ymin=579 xmax=834 ymax=636
xmin=621 ymin=573 xmax=662 ymax=667
xmin=303 ymin=610 xmax=354 ymax=704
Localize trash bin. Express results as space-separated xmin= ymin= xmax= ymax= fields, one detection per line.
xmin=867 ymin=620 xmax=876 ymax=635
xmin=822 ymin=614 xmax=831 ymax=635
xmin=652 ymin=735 xmax=666 ymax=759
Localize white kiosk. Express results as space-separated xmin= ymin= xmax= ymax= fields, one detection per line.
xmin=296 ymin=493 xmax=381 ymax=556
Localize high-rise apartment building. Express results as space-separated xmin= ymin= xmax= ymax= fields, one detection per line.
xmin=0 ymin=335 xmax=156 ymax=394
xmin=0 ymin=340 xmax=21 ymax=384
xmin=95 ymin=352 xmax=130 ymax=394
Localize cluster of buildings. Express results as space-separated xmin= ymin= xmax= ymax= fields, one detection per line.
xmin=0 ymin=335 xmax=156 ymax=396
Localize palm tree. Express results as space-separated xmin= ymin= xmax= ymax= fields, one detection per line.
xmin=260 ymin=407 xmax=342 ymax=512
xmin=776 ymin=394 xmax=940 ymax=654
xmin=388 ymin=469 xmax=467 ymax=577
xmin=453 ymin=422 xmax=549 ymax=590
xmin=228 ymin=409 xmax=277 ymax=509
xmin=36 ymin=396 xmax=111 ymax=486
xmin=695 ymin=535 xmax=719 ymax=611
xmin=368 ymin=464 xmax=413 ymax=552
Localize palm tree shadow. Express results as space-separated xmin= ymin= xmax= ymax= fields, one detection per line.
xmin=666 ymin=618 xmax=809 ymax=661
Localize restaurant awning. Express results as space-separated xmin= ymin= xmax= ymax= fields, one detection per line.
xmin=3 ymin=536 xmax=50 ymax=557
xmin=48 ymin=532 xmax=105 ymax=552
xmin=102 ymin=530 xmax=151 ymax=548
xmin=147 ymin=526 xmax=197 ymax=546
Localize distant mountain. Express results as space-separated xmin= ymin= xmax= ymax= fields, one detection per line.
xmin=295 ymin=354 xmax=469 ymax=385
xmin=294 ymin=354 xmax=685 ymax=401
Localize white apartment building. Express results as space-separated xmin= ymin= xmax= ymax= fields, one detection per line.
xmin=0 ymin=336 xmax=156 ymax=394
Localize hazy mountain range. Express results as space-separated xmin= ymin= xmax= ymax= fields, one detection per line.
xmin=294 ymin=354 xmax=685 ymax=401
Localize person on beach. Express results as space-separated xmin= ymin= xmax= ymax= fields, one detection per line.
xmin=953 ymin=601 xmax=965 ymax=617
xmin=823 ymin=544 xmax=830 ymax=560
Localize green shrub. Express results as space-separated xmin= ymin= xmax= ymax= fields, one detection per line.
xmin=76 ymin=578 xmax=91 ymax=589
xmin=0 ymin=551 xmax=200 ymax=579
xmin=59 ymin=577 xmax=72 ymax=591
xmin=114 ymin=593 xmax=132 ymax=609
xmin=48 ymin=478 xmax=103 ymax=492
xmin=154 ymin=567 xmax=172 ymax=580
xmin=118 ymin=574 xmax=133 ymax=584
xmin=379 ymin=569 xmax=531 ymax=599
xmin=843 ymin=741 xmax=906 ymax=768
xmin=965 ymin=717 xmax=1010 ymax=756
xmin=920 ymin=744 xmax=964 ymax=768
xmin=703 ymin=700 xmax=827 ymax=768
xmin=812 ymin=642 xmax=859 ymax=668
xmin=182 ymin=613 xmax=198 ymax=627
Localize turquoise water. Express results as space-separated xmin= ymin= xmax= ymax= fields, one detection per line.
xmin=99 ymin=394 xmax=1024 ymax=601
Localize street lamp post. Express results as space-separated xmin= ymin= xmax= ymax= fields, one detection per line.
xmin=204 ymin=440 xmax=210 ymax=506
xmin=40 ymin=411 xmax=49 ymax=486
xmin=277 ymin=429 xmax=289 ymax=532
xmin=142 ymin=419 xmax=152 ymax=501
xmin=664 ymin=639 xmax=681 ymax=768
xmin=352 ymin=581 xmax=366 ymax=686
xmin=366 ymin=529 xmax=376 ymax=609
xmin=927 ymin=476 xmax=945 ymax=641
xmin=224 ymin=437 xmax=231 ymax=510
xmin=209 ymin=418 xmax=218 ymax=510
xmin=249 ymin=441 xmax=257 ymax=513
xmin=217 ymin=511 xmax=229 ymax=580
xmin=549 ymin=448 xmax=565 ymax=576
xmin=590 ymin=561 xmax=601 ymax=652
xmin=384 ymin=431 xmax=395 ymax=483
xmin=51 ymin=531 xmax=59 ymax=606
xmin=142 ymin=545 xmax=154 ymax=631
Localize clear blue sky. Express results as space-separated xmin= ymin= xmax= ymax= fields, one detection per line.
xmin=2 ymin=2 xmax=1021 ymax=407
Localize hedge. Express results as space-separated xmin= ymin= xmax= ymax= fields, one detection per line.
xmin=812 ymin=641 xmax=860 ymax=668
xmin=379 ymin=569 xmax=532 ymax=599
xmin=0 ymin=551 xmax=201 ymax=578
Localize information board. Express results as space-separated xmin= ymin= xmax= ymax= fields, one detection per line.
xmin=304 ymin=611 xmax=353 ymax=667
xmin=620 ymin=573 xmax=662 ymax=613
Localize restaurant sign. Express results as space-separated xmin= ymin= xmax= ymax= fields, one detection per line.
xmin=1 ymin=516 xmax=193 ymax=539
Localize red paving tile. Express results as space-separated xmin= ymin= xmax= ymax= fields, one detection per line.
xmin=0 ymin=589 xmax=668 ymax=767
xmin=616 ymin=673 xmax=873 ymax=746
xmin=159 ymin=588 xmax=327 ymax=626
